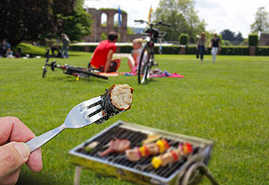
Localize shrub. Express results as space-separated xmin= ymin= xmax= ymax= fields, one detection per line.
xmin=179 ymin=33 xmax=189 ymax=45
xmin=248 ymin=34 xmax=258 ymax=46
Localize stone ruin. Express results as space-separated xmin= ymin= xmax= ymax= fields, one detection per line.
xmin=84 ymin=8 xmax=129 ymax=42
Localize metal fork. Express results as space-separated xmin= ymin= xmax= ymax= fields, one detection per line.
xmin=26 ymin=96 xmax=108 ymax=152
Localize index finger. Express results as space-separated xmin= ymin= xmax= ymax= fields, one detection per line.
xmin=0 ymin=117 xmax=43 ymax=172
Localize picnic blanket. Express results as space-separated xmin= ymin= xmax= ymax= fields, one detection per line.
xmin=124 ymin=69 xmax=184 ymax=78
xmin=97 ymin=72 xmax=120 ymax=77
xmin=97 ymin=70 xmax=184 ymax=78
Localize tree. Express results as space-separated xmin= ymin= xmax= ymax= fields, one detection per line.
xmin=0 ymin=0 xmax=91 ymax=46
xmin=154 ymin=0 xmax=205 ymax=42
xmin=220 ymin=29 xmax=235 ymax=41
xmin=251 ymin=7 xmax=269 ymax=34
xmin=234 ymin=32 xmax=244 ymax=44
xmin=42 ymin=0 xmax=91 ymax=41
xmin=220 ymin=29 xmax=244 ymax=45
xmin=0 ymin=0 xmax=51 ymax=46
xmin=56 ymin=10 xmax=91 ymax=41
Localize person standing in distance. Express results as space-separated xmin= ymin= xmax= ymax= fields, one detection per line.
xmin=197 ymin=32 xmax=206 ymax=64
xmin=210 ymin=33 xmax=221 ymax=63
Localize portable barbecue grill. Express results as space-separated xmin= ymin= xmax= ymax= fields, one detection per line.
xmin=69 ymin=121 xmax=219 ymax=185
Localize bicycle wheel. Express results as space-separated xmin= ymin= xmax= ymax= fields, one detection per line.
xmin=138 ymin=45 xmax=151 ymax=84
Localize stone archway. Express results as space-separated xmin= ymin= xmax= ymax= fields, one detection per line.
xmin=85 ymin=8 xmax=128 ymax=42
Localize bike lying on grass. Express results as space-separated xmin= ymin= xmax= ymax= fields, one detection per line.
xmin=134 ymin=20 xmax=170 ymax=84
xmin=42 ymin=50 xmax=108 ymax=80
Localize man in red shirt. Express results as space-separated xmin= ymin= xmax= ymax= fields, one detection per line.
xmin=89 ymin=32 xmax=120 ymax=72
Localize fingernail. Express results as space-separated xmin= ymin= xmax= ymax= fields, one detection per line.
xmin=14 ymin=142 xmax=30 ymax=162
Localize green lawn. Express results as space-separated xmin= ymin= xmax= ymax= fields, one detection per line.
xmin=1 ymin=53 xmax=269 ymax=185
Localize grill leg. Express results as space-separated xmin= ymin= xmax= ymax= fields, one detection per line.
xmin=74 ymin=166 xmax=82 ymax=185
xmin=182 ymin=162 xmax=219 ymax=185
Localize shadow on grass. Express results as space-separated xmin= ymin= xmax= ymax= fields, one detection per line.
xmin=17 ymin=172 xmax=59 ymax=185
xmin=43 ymin=76 xmax=109 ymax=83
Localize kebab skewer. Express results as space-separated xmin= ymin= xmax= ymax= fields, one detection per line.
xmin=126 ymin=139 xmax=170 ymax=161
xmin=151 ymin=142 xmax=193 ymax=169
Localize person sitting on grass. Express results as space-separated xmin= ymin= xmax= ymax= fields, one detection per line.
xmin=1 ymin=39 xmax=11 ymax=57
xmin=128 ymin=38 xmax=143 ymax=73
xmin=88 ymin=32 xmax=120 ymax=73
xmin=6 ymin=48 xmax=14 ymax=58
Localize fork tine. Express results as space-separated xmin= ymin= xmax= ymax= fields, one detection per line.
xmin=80 ymin=96 xmax=102 ymax=108
xmin=84 ymin=104 xmax=102 ymax=115
xmin=84 ymin=112 xmax=103 ymax=127
xmin=79 ymin=96 xmax=102 ymax=112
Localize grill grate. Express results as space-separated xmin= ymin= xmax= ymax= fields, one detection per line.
xmin=76 ymin=123 xmax=201 ymax=179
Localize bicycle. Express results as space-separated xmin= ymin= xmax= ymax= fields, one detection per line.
xmin=134 ymin=20 xmax=170 ymax=84
xmin=42 ymin=49 xmax=108 ymax=80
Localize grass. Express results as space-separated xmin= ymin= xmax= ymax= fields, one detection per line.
xmin=1 ymin=52 xmax=269 ymax=185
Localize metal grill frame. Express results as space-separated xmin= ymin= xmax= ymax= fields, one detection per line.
xmin=69 ymin=120 xmax=215 ymax=185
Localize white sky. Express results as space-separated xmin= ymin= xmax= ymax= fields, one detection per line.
xmin=84 ymin=0 xmax=269 ymax=38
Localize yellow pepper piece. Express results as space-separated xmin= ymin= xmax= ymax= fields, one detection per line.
xmin=156 ymin=140 xmax=165 ymax=153
xmin=139 ymin=146 xmax=146 ymax=157
xmin=76 ymin=76 xmax=80 ymax=81
xmin=152 ymin=157 xmax=162 ymax=169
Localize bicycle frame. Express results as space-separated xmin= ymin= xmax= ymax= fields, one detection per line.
xmin=42 ymin=50 xmax=108 ymax=80
xmin=135 ymin=20 xmax=169 ymax=84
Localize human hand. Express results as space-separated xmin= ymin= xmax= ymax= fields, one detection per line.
xmin=0 ymin=117 xmax=42 ymax=185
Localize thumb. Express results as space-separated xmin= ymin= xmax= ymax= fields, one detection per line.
xmin=0 ymin=142 xmax=30 ymax=176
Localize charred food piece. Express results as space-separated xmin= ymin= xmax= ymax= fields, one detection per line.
xmin=99 ymin=138 xmax=131 ymax=157
xmin=99 ymin=84 xmax=133 ymax=122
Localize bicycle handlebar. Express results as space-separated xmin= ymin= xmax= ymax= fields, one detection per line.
xmin=134 ymin=20 xmax=171 ymax=27
xmin=134 ymin=19 xmax=145 ymax=23
xmin=157 ymin=21 xmax=171 ymax=27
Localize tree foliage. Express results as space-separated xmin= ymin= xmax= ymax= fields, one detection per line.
xmin=0 ymin=0 xmax=51 ymax=46
xmin=220 ymin=29 xmax=244 ymax=45
xmin=154 ymin=0 xmax=206 ymax=42
xmin=56 ymin=11 xmax=91 ymax=41
xmin=251 ymin=7 xmax=269 ymax=34
xmin=0 ymin=0 xmax=91 ymax=46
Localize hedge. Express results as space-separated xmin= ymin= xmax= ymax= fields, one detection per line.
xmin=70 ymin=45 xmax=269 ymax=56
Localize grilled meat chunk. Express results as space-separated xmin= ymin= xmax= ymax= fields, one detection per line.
xmin=99 ymin=138 xmax=131 ymax=157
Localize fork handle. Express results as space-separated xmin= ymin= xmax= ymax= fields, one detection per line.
xmin=26 ymin=124 xmax=65 ymax=152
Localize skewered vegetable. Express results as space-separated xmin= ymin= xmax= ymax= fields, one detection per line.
xmin=151 ymin=143 xmax=193 ymax=169
xmin=126 ymin=139 xmax=170 ymax=161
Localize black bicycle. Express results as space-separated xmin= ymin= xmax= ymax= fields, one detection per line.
xmin=135 ymin=20 xmax=169 ymax=84
xmin=42 ymin=50 xmax=108 ymax=80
